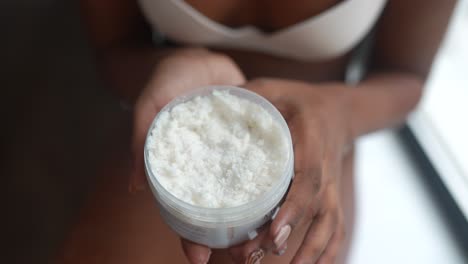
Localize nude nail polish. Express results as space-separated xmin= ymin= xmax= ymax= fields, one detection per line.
xmin=199 ymin=250 xmax=211 ymax=264
xmin=274 ymin=225 xmax=291 ymax=249
xmin=276 ymin=243 xmax=287 ymax=256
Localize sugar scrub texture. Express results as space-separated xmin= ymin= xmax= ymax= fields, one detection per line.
xmin=147 ymin=90 xmax=288 ymax=208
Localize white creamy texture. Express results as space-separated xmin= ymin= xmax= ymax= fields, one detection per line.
xmin=147 ymin=90 xmax=288 ymax=208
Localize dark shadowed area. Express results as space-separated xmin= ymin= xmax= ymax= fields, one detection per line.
xmin=1 ymin=1 xmax=130 ymax=263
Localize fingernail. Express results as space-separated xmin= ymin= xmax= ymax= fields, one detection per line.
xmin=271 ymin=206 xmax=280 ymax=220
xmin=273 ymin=225 xmax=291 ymax=249
xmin=248 ymin=229 xmax=258 ymax=240
xmin=196 ymin=249 xmax=211 ymax=264
xmin=275 ymin=243 xmax=287 ymax=256
xmin=246 ymin=248 xmax=264 ymax=264
xmin=202 ymin=249 xmax=211 ymax=264
xmin=277 ymin=248 xmax=286 ymax=256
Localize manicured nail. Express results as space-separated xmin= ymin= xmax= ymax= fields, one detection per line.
xmin=246 ymin=248 xmax=264 ymax=264
xmin=275 ymin=243 xmax=287 ymax=256
xmin=274 ymin=225 xmax=291 ymax=249
xmin=271 ymin=206 xmax=280 ymax=220
xmin=248 ymin=229 xmax=258 ymax=240
xmin=277 ymin=248 xmax=286 ymax=256
xmin=203 ymin=250 xmax=211 ymax=264
xmin=197 ymin=249 xmax=211 ymax=264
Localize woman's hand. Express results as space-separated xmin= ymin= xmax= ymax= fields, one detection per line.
xmin=130 ymin=48 xmax=245 ymax=189
xmin=129 ymin=48 xmax=245 ymax=264
xmin=229 ymin=78 xmax=352 ymax=264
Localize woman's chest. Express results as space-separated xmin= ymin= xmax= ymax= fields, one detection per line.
xmin=140 ymin=0 xmax=386 ymax=62
xmin=184 ymin=0 xmax=343 ymax=32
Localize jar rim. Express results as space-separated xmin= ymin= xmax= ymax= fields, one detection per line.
xmin=144 ymin=86 xmax=294 ymax=223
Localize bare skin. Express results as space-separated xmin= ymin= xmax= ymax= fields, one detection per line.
xmin=60 ymin=0 xmax=456 ymax=263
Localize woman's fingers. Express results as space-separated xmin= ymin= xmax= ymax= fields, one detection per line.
xmin=228 ymin=227 xmax=269 ymax=263
xmin=274 ymin=241 xmax=288 ymax=256
xmin=180 ymin=238 xmax=212 ymax=264
xmin=129 ymin=50 xmax=246 ymax=193
xmin=290 ymin=209 xmax=336 ymax=264
xmin=313 ymin=159 xmax=343 ymax=264
xmin=316 ymin=218 xmax=346 ymax=264
xmin=268 ymin=164 xmax=322 ymax=248
xmin=291 ymin=183 xmax=343 ymax=264
xmin=268 ymin=113 xmax=326 ymax=253
xmin=241 ymin=78 xmax=348 ymax=263
xmin=267 ymin=152 xmax=324 ymax=256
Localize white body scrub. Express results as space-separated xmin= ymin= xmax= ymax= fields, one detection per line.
xmin=144 ymin=86 xmax=293 ymax=248
xmin=147 ymin=90 xmax=288 ymax=208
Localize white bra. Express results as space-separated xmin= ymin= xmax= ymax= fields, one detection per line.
xmin=138 ymin=0 xmax=387 ymax=61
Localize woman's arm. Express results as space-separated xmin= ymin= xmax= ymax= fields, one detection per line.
xmin=347 ymin=0 xmax=456 ymax=141
xmin=228 ymin=3 xmax=458 ymax=263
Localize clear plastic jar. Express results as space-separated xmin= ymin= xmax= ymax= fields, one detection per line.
xmin=144 ymin=86 xmax=294 ymax=248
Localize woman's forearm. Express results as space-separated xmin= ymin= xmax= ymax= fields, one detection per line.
xmin=345 ymin=72 xmax=424 ymax=142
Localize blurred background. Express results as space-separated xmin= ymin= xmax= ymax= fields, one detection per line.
xmin=1 ymin=1 xmax=467 ymax=264
xmin=2 ymin=1 xmax=129 ymax=263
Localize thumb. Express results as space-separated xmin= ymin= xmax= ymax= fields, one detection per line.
xmin=129 ymin=98 xmax=158 ymax=192
xmin=181 ymin=238 xmax=212 ymax=264
xmin=202 ymin=52 xmax=246 ymax=86
xmin=129 ymin=53 xmax=245 ymax=193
